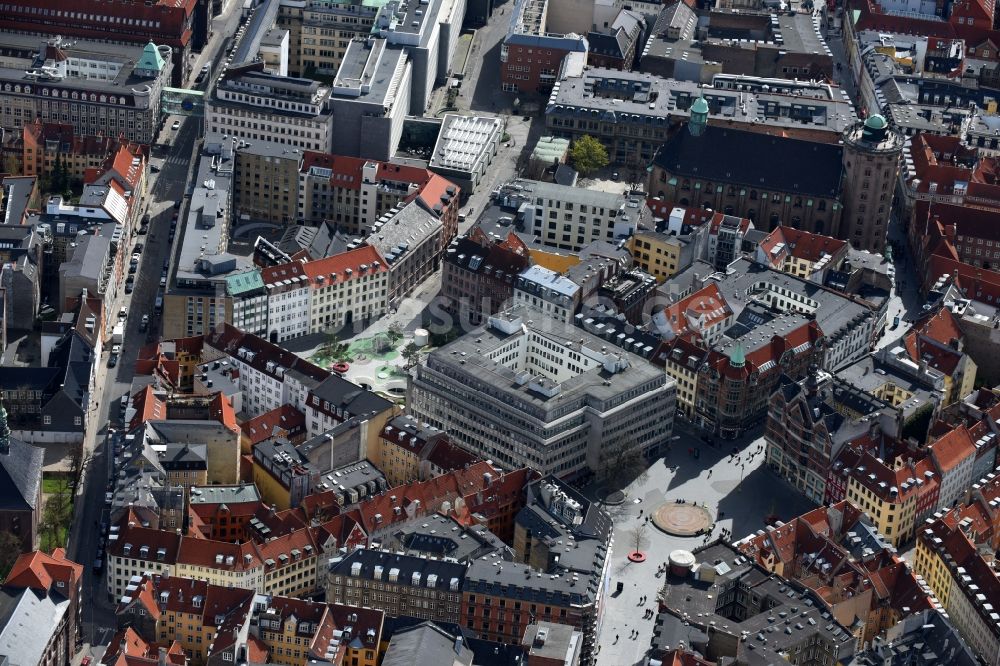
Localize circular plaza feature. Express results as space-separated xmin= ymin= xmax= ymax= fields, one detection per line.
xmin=652 ymin=502 xmax=714 ymax=537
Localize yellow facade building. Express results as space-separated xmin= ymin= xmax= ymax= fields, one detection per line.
xmin=628 ymin=230 xmax=687 ymax=282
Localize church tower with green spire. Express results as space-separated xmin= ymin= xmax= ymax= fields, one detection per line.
xmin=688 ymin=97 xmax=709 ymax=137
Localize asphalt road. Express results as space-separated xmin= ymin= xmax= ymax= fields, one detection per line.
xmin=66 ymin=3 xmax=244 ymax=660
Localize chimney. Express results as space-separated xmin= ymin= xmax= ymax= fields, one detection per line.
xmin=158 ymin=647 xmax=167 ymax=666
xmin=454 ymin=635 xmax=464 ymax=654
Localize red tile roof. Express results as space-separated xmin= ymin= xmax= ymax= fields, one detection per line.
xmin=412 ymin=172 xmax=460 ymax=216
xmin=930 ymin=425 xmax=977 ymax=474
xmin=657 ymin=283 xmax=732 ymax=341
xmin=301 ymin=245 xmax=387 ymax=289
xmin=260 ymin=261 xmax=309 ymax=292
xmin=128 ymin=386 xmax=166 ymax=431
xmin=423 ymin=438 xmax=481 ymax=473
xmin=246 ymin=636 xmax=269 ymax=663
xmin=210 ymin=392 xmax=238 ymax=432
xmin=4 ymin=548 xmax=82 ymax=591
xmin=108 ymin=511 xmax=183 ymax=562
xmin=317 ymin=462 xmax=534 ymax=545
xmin=241 ymin=404 xmax=306 ymax=445
xmin=771 ymin=226 xmax=847 ymax=264
xmin=101 ymin=628 xmax=187 ymax=666
xmin=299 ymin=152 xmax=367 ymax=187
xmin=133 ymin=344 xmax=182 ymax=389
xmin=176 ymin=537 xmax=260 ymax=570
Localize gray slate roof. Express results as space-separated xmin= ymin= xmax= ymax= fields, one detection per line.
xmin=0 ymin=588 xmax=69 ymax=666
xmin=382 ymin=622 xmax=474 ymax=666
xmin=653 ymin=126 xmax=844 ymax=198
xmin=0 ymin=437 xmax=43 ymax=511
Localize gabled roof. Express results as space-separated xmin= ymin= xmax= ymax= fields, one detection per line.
xmin=241 ymin=404 xmax=306 ymax=445
xmin=769 ymin=226 xmax=848 ymax=264
xmin=653 ymin=126 xmax=844 ymax=197
xmin=4 ymin=548 xmax=82 ymax=591
xmin=0 ymin=433 xmax=43 ymax=511
xmin=301 ymin=245 xmax=387 ymax=289
xmin=205 ymin=323 xmax=330 ymax=386
xmin=655 ymin=282 xmax=732 ymax=341
xmin=930 ymin=424 xmax=977 ymax=474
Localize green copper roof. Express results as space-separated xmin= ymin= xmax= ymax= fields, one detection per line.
xmin=226 ymin=269 xmax=264 ymax=296
xmin=728 ymin=342 xmax=745 ymax=368
xmin=691 ymin=97 xmax=709 ymax=115
xmin=136 ymin=41 xmax=165 ymax=73
xmin=864 ymin=114 xmax=887 ymax=131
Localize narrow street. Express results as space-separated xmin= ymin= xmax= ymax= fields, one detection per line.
xmin=66 ymin=2 xmax=245 ymax=661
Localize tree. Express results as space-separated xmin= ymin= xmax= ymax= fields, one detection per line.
xmin=40 ymin=476 xmax=73 ymax=551
xmin=401 ymin=342 xmax=422 ymax=370
xmin=386 ymin=323 xmax=404 ymax=346
xmin=597 ymin=436 xmax=648 ymax=490
xmin=522 ymin=157 xmax=551 ymax=181
xmin=569 ymin=135 xmax=609 ymax=177
xmin=0 ymin=531 xmax=22 ymax=580
xmin=626 ymin=524 xmax=649 ymax=557
xmin=67 ymin=443 xmax=92 ymax=494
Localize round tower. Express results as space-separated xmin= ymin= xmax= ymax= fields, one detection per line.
xmin=839 ymin=115 xmax=903 ymax=253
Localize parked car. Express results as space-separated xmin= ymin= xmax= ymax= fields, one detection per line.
xmin=135 ymin=243 xmax=144 ymax=253
xmin=118 ymin=306 xmax=128 ymax=320
xmin=107 ymin=351 xmax=119 ymax=368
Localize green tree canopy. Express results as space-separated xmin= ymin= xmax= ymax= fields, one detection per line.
xmin=569 ymin=135 xmax=609 ymax=176
xmin=0 ymin=531 xmax=22 ymax=580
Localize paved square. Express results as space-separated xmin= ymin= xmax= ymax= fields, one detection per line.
xmin=589 ymin=424 xmax=816 ymax=666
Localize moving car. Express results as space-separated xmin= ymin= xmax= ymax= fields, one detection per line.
xmin=171 ymin=120 xmax=180 ymax=130
xmin=139 ymin=314 xmax=149 ymax=332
